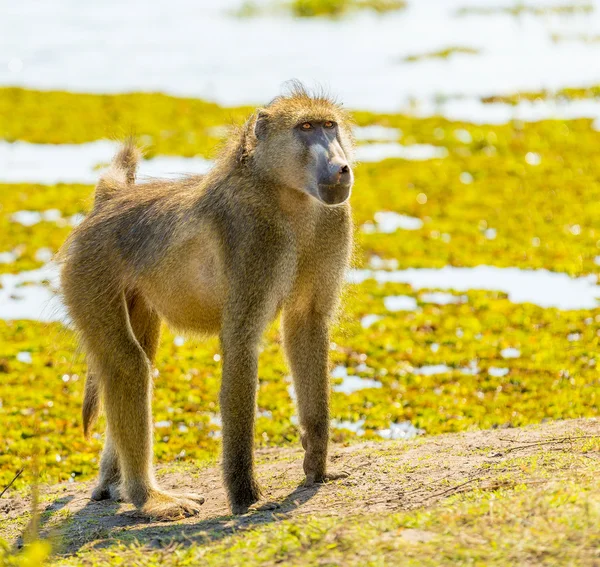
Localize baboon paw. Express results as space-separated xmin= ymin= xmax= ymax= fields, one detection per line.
xmin=108 ymin=483 xmax=124 ymax=501
xmin=304 ymin=470 xmax=349 ymax=486
xmin=227 ymin=478 xmax=262 ymax=515
xmin=171 ymin=492 xmax=206 ymax=506
xmin=230 ymin=492 xmax=261 ymax=515
xmin=141 ymin=491 xmax=205 ymax=521
xmin=251 ymin=501 xmax=281 ymax=512
xmin=230 ymin=502 xmax=250 ymax=515
xmin=91 ymin=482 xmax=123 ymax=502
xmin=91 ymin=485 xmax=111 ymax=501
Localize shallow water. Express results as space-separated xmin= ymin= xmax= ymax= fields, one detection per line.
xmin=0 ymin=140 xmax=446 ymax=185
xmin=501 ymin=347 xmax=521 ymax=359
xmin=0 ymin=140 xmax=212 ymax=185
xmin=332 ymin=419 xmax=366 ymax=436
xmin=3 ymin=0 xmax=600 ymax=114
xmin=0 ymin=263 xmax=66 ymax=322
xmin=355 ymin=143 xmax=447 ymax=162
xmin=489 ymin=366 xmax=510 ymax=377
xmin=361 ymin=314 xmax=383 ymax=329
xmin=331 ymin=365 xmax=383 ymax=394
xmin=2 ymin=262 xmax=598 ymax=322
xmin=413 ymin=364 xmax=453 ymax=376
xmin=10 ymin=209 xmax=85 ymax=228
xmin=348 ymin=265 xmax=600 ymax=310
xmin=414 ymin=98 xmax=600 ymax=126
xmin=354 ymin=125 xmax=402 ymax=142
xmin=377 ymin=421 xmax=425 ymax=440
xmin=384 ymin=295 xmax=418 ymax=312
xmin=362 ymin=212 xmax=424 ymax=234
xmin=419 ymin=291 xmax=466 ymax=305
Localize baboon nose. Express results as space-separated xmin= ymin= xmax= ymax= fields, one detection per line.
xmin=323 ymin=160 xmax=352 ymax=187
xmin=338 ymin=164 xmax=351 ymax=182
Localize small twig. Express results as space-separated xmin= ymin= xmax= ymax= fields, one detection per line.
xmin=498 ymin=434 xmax=597 ymax=445
xmin=402 ymin=473 xmax=453 ymax=496
xmin=424 ymin=476 xmax=482 ymax=501
xmin=0 ymin=468 xmax=24 ymax=498
xmin=498 ymin=435 xmax=598 ymax=454
xmin=363 ymin=476 xmax=571 ymax=510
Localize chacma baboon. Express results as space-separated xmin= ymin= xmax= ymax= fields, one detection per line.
xmin=60 ymin=84 xmax=355 ymax=519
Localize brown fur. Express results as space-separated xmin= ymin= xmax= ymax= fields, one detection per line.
xmin=59 ymin=84 xmax=355 ymax=518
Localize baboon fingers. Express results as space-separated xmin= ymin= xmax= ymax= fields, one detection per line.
xmin=304 ymin=470 xmax=350 ymax=486
xmin=139 ymin=490 xmax=205 ymax=521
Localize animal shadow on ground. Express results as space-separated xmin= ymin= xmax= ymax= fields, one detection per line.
xmin=35 ymin=478 xmax=323 ymax=556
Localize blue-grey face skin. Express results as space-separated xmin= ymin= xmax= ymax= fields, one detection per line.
xmin=296 ymin=120 xmax=353 ymax=206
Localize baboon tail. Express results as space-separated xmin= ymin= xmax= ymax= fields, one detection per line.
xmin=82 ymin=371 xmax=100 ymax=439
xmin=94 ymin=138 xmax=142 ymax=206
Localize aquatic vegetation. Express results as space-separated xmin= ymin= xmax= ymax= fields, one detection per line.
xmin=456 ymin=3 xmax=594 ymax=17
xmin=481 ymin=84 xmax=600 ymax=104
xmin=234 ymin=0 xmax=407 ymax=18
xmin=402 ymin=46 xmax=480 ymax=63
xmin=1 ymin=279 xmax=599 ymax=490
xmin=0 ymin=88 xmax=253 ymax=158
xmin=551 ymin=32 xmax=600 ymax=43
xmin=291 ymin=0 xmax=407 ymax=17
xmin=1 ymin=87 xmax=599 ymax=500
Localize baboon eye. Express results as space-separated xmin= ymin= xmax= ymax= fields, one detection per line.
xmin=324 ymin=121 xmax=335 ymax=129
xmin=300 ymin=122 xmax=313 ymax=130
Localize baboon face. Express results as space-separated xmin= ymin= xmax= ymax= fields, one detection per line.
xmin=294 ymin=119 xmax=353 ymax=206
xmin=254 ymin=110 xmax=354 ymax=206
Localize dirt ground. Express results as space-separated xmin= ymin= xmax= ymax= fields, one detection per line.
xmin=1 ymin=418 xmax=598 ymax=557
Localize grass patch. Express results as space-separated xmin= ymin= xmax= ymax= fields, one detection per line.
xmin=2 ymin=425 xmax=598 ymax=566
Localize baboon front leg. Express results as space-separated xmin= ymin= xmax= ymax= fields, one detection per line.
xmin=220 ymin=305 xmax=271 ymax=514
xmin=283 ymin=308 xmax=345 ymax=485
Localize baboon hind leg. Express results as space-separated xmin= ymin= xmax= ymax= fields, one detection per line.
xmin=91 ymin=426 xmax=121 ymax=501
xmin=91 ymin=293 xmax=161 ymax=502
xmin=84 ymin=291 xmax=203 ymax=519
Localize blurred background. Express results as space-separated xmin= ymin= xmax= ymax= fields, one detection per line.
xmin=3 ymin=0 xmax=600 ymax=109
xmin=1 ymin=0 xmax=600 ymax=493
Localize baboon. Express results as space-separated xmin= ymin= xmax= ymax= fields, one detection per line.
xmin=60 ymin=84 xmax=355 ymax=519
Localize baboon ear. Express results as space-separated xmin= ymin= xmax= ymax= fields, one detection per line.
xmin=254 ymin=110 xmax=269 ymax=142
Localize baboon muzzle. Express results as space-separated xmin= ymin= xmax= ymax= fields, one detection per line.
xmin=317 ymin=160 xmax=352 ymax=205
xmin=317 ymin=181 xmax=352 ymax=205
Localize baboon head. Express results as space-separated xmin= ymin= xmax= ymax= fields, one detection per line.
xmin=248 ymin=84 xmax=355 ymax=206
